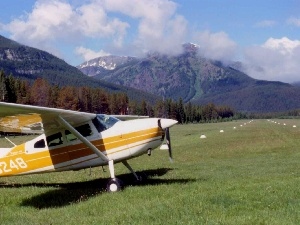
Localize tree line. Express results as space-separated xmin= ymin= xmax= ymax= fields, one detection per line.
xmin=0 ymin=70 xmax=237 ymax=123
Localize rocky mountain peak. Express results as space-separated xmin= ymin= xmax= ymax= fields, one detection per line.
xmin=77 ymin=55 xmax=136 ymax=70
xmin=182 ymin=42 xmax=200 ymax=53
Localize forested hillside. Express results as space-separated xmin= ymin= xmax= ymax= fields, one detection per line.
xmin=193 ymin=80 xmax=300 ymax=112
xmin=0 ymin=35 xmax=158 ymax=104
xmin=0 ymin=70 xmax=236 ymax=123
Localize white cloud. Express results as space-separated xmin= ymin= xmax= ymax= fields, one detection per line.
xmin=243 ymin=37 xmax=300 ymax=83
xmin=192 ymin=30 xmax=237 ymax=62
xmin=17 ymin=0 xmax=129 ymax=40
xmin=76 ymin=2 xmax=129 ymax=40
xmin=6 ymin=1 xmax=74 ymax=42
xmin=102 ymin=0 xmax=177 ymax=21
xmin=75 ymin=46 xmax=110 ymax=61
xmin=254 ymin=20 xmax=277 ymax=28
xmin=287 ymin=17 xmax=300 ymax=27
xmin=102 ymin=0 xmax=188 ymax=55
xmin=262 ymin=37 xmax=300 ymax=54
xmin=4 ymin=0 xmax=129 ymax=59
xmin=3 ymin=0 xmax=188 ymax=62
xmin=135 ymin=14 xmax=188 ymax=55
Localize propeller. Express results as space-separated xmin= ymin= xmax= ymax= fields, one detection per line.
xmin=158 ymin=118 xmax=177 ymax=162
xmin=165 ymin=127 xmax=173 ymax=162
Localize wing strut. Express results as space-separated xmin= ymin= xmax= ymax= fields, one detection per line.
xmin=57 ymin=115 xmax=109 ymax=162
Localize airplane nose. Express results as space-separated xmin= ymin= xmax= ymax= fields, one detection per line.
xmin=159 ymin=118 xmax=178 ymax=129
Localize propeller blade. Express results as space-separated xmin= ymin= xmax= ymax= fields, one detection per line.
xmin=165 ymin=127 xmax=173 ymax=162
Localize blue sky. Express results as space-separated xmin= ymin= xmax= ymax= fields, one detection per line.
xmin=0 ymin=0 xmax=300 ymax=83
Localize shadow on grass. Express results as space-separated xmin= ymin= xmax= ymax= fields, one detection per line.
xmin=0 ymin=168 xmax=196 ymax=209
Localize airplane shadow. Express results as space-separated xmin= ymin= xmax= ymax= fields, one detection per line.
xmin=0 ymin=168 xmax=196 ymax=209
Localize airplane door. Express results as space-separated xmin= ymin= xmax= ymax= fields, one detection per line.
xmin=25 ymin=133 xmax=73 ymax=171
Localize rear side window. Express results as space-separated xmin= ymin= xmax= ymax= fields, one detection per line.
xmin=47 ymin=132 xmax=63 ymax=147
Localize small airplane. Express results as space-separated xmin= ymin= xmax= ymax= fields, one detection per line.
xmin=0 ymin=102 xmax=177 ymax=192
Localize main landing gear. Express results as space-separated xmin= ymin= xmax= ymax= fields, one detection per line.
xmin=106 ymin=160 xmax=144 ymax=192
xmin=106 ymin=178 xmax=123 ymax=192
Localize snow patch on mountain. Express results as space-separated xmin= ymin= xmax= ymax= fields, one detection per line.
xmin=77 ymin=55 xmax=136 ymax=72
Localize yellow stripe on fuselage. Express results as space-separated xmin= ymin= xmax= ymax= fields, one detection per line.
xmin=0 ymin=127 xmax=163 ymax=176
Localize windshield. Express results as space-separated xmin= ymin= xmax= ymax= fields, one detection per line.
xmin=92 ymin=114 xmax=120 ymax=132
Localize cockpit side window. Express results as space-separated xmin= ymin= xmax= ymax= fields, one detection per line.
xmin=75 ymin=124 xmax=93 ymax=137
xmin=92 ymin=116 xmax=107 ymax=132
xmin=65 ymin=130 xmax=78 ymax=142
xmin=92 ymin=114 xmax=120 ymax=133
xmin=47 ymin=132 xmax=63 ymax=147
xmin=65 ymin=123 xmax=93 ymax=142
xmin=34 ymin=139 xmax=46 ymax=148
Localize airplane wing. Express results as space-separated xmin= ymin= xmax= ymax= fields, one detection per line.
xmin=112 ymin=115 xmax=149 ymax=120
xmin=0 ymin=102 xmax=96 ymax=134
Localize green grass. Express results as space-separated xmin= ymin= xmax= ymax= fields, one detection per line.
xmin=0 ymin=119 xmax=300 ymax=224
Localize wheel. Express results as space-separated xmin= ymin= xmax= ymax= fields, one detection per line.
xmin=106 ymin=178 xmax=122 ymax=192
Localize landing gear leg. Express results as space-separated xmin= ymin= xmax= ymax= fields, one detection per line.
xmin=106 ymin=160 xmax=122 ymax=192
xmin=122 ymin=160 xmax=145 ymax=181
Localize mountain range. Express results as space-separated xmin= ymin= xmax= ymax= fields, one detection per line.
xmin=1 ymin=34 xmax=300 ymax=113
xmin=0 ymin=35 xmax=158 ymax=103
xmin=78 ymin=43 xmax=300 ymax=112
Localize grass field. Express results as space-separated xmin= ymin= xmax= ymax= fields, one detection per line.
xmin=0 ymin=119 xmax=300 ymax=225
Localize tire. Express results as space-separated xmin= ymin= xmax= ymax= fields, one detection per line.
xmin=106 ymin=178 xmax=122 ymax=192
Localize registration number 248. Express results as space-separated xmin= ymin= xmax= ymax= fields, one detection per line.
xmin=0 ymin=158 xmax=28 ymax=174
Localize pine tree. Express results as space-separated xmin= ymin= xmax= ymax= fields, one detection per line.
xmin=30 ymin=78 xmax=51 ymax=106
xmin=109 ymin=93 xmax=119 ymax=114
xmin=118 ymin=93 xmax=129 ymax=115
xmin=56 ymin=86 xmax=79 ymax=110
xmin=98 ymin=89 xmax=110 ymax=114
xmin=0 ymin=70 xmax=7 ymax=101
xmin=141 ymin=100 xmax=148 ymax=116
xmin=128 ymin=101 xmax=137 ymax=115
xmin=5 ymin=74 xmax=17 ymax=103
xmin=185 ymin=102 xmax=194 ymax=123
xmin=176 ymin=97 xmax=185 ymax=124
xmin=154 ymin=99 xmax=165 ymax=117
xmin=78 ymin=86 xmax=92 ymax=112
xmin=48 ymin=85 xmax=59 ymax=108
